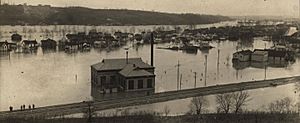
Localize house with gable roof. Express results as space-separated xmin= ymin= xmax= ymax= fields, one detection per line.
xmin=91 ymin=58 xmax=155 ymax=99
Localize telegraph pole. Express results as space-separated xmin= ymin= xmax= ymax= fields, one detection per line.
xmin=204 ymin=55 xmax=208 ymax=86
xmin=194 ymin=72 xmax=197 ymax=88
xmin=264 ymin=65 xmax=267 ymax=80
xmin=87 ymin=102 xmax=92 ymax=123
xmin=180 ymin=74 xmax=183 ymax=90
xmin=150 ymin=32 xmax=154 ymax=66
xmin=217 ymin=49 xmax=220 ymax=78
xmin=176 ymin=60 xmax=180 ymax=90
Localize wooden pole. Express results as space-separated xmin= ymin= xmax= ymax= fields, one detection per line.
xmin=150 ymin=32 xmax=154 ymax=66
xmin=204 ymin=55 xmax=207 ymax=86
xmin=264 ymin=65 xmax=267 ymax=80
xmin=176 ymin=60 xmax=180 ymax=90
xmin=180 ymin=74 xmax=182 ymax=90
xmin=194 ymin=72 xmax=197 ymax=88
xmin=217 ymin=49 xmax=220 ymax=78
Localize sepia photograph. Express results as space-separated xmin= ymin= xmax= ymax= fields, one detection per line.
xmin=0 ymin=0 xmax=300 ymax=123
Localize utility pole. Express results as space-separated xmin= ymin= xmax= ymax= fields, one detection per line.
xmin=176 ymin=60 xmax=180 ymax=90
xmin=217 ymin=49 xmax=220 ymax=78
xmin=87 ymin=102 xmax=92 ymax=123
xmin=204 ymin=55 xmax=207 ymax=86
xmin=264 ymin=65 xmax=267 ymax=80
xmin=193 ymin=72 xmax=197 ymax=88
xmin=180 ymin=74 xmax=183 ymax=90
xmin=150 ymin=32 xmax=154 ymax=66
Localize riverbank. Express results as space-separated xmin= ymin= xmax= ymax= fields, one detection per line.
xmin=1 ymin=113 xmax=299 ymax=123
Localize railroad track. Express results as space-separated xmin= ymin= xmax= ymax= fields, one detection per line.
xmin=1 ymin=76 xmax=299 ymax=119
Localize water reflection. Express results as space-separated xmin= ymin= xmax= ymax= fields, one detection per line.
xmin=237 ymin=38 xmax=254 ymax=50
xmin=232 ymin=60 xmax=294 ymax=70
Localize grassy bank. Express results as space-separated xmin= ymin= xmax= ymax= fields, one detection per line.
xmin=1 ymin=113 xmax=299 ymax=123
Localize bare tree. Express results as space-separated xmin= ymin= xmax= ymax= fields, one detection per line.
xmin=268 ymin=97 xmax=292 ymax=113
xmin=232 ymin=91 xmax=251 ymax=113
xmin=216 ymin=93 xmax=234 ymax=113
xmin=163 ymin=105 xmax=171 ymax=116
xmin=216 ymin=91 xmax=251 ymax=114
xmin=189 ymin=96 xmax=209 ymax=115
xmin=83 ymin=102 xmax=97 ymax=123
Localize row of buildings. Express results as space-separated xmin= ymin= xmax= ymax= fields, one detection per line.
xmin=233 ymin=48 xmax=295 ymax=63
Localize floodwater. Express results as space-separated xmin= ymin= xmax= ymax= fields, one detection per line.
xmin=0 ymin=22 xmax=300 ymax=114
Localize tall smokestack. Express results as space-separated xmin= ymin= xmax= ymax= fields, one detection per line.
xmin=150 ymin=32 xmax=154 ymax=66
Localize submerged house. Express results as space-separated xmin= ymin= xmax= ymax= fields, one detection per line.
xmin=268 ymin=50 xmax=295 ymax=63
xmin=22 ymin=40 xmax=38 ymax=49
xmin=251 ymin=49 xmax=268 ymax=62
xmin=11 ymin=33 xmax=22 ymax=42
xmin=91 ymin=58 xmax=155 ymax=100
xmin=232 ymin=50 xmax=252 ymax=62
xmin=0 ymin=41 xmax=16 ymax=52
xmin=41 ymin=38 xmax=57 ymax=49
xmin=0 ymin=41 xmax=9 ymax=52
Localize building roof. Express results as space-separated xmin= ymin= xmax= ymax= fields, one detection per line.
xmin=119 ymin=64 xmax=154 ymax=78
xmin=235 ymin=50 xmax=252 ymax=55
xmin=23 ymin=40 xmax=37 ymax=44
xmin=92 ymin=58 xmax=154 ymax=71
xmin=285 ymin=27 xmax=298 ymax=37
xmin=0 ymin=41 xmax=8 ymax=46
xmin=253 ymin=49 xmax=268 ymax=55
xmin=268 ymin=50 xmax=287 ymax=57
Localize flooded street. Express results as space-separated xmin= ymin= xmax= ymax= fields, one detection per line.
xmin=1 ymin=23 xmax=300 ymax=114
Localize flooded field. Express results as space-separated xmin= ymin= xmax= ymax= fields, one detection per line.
xmin=0 ymin=22 xmax=300 ymax=114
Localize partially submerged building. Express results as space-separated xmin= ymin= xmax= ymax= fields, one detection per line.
xmin=21 ymin=40 xmax=38 ymax=49
xmin=0 ymin=41 xmax=9 ymax=52
xmin=232 ymin=50 xmax=252 ymax=62
xmin=251 ymin=49 xmax=268 ymax=62
xmin=91 ymin=58 xmax=155 ymax=100
xmin=11 ymin=33 xmax=22 ymax=42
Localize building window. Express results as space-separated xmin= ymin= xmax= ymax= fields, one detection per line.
xmin=147 ymin=79 xmax=153 ymax=88
xmin=101 ymin=76 xmax=106 ymax=84
xmin=110 ymin=76 xmax=116 ymax=85
xmin=138 ymin=79 xmax=143 ymax=89
xmin=128 ymin=80 xmax=134 ymax=90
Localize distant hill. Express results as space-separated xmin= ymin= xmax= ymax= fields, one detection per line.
xmin=0 ymin=4 xmax=232 ymax=25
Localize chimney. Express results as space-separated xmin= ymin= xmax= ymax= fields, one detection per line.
xmin=150 ymin=32 xmax=154 ymax=66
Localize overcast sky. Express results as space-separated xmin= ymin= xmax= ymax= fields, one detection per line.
xmin=1 ymin=0 xmax=300 ymax=16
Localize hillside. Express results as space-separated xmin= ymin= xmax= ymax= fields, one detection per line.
xmin=0 ymin=4 xmax=232 ymax=25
